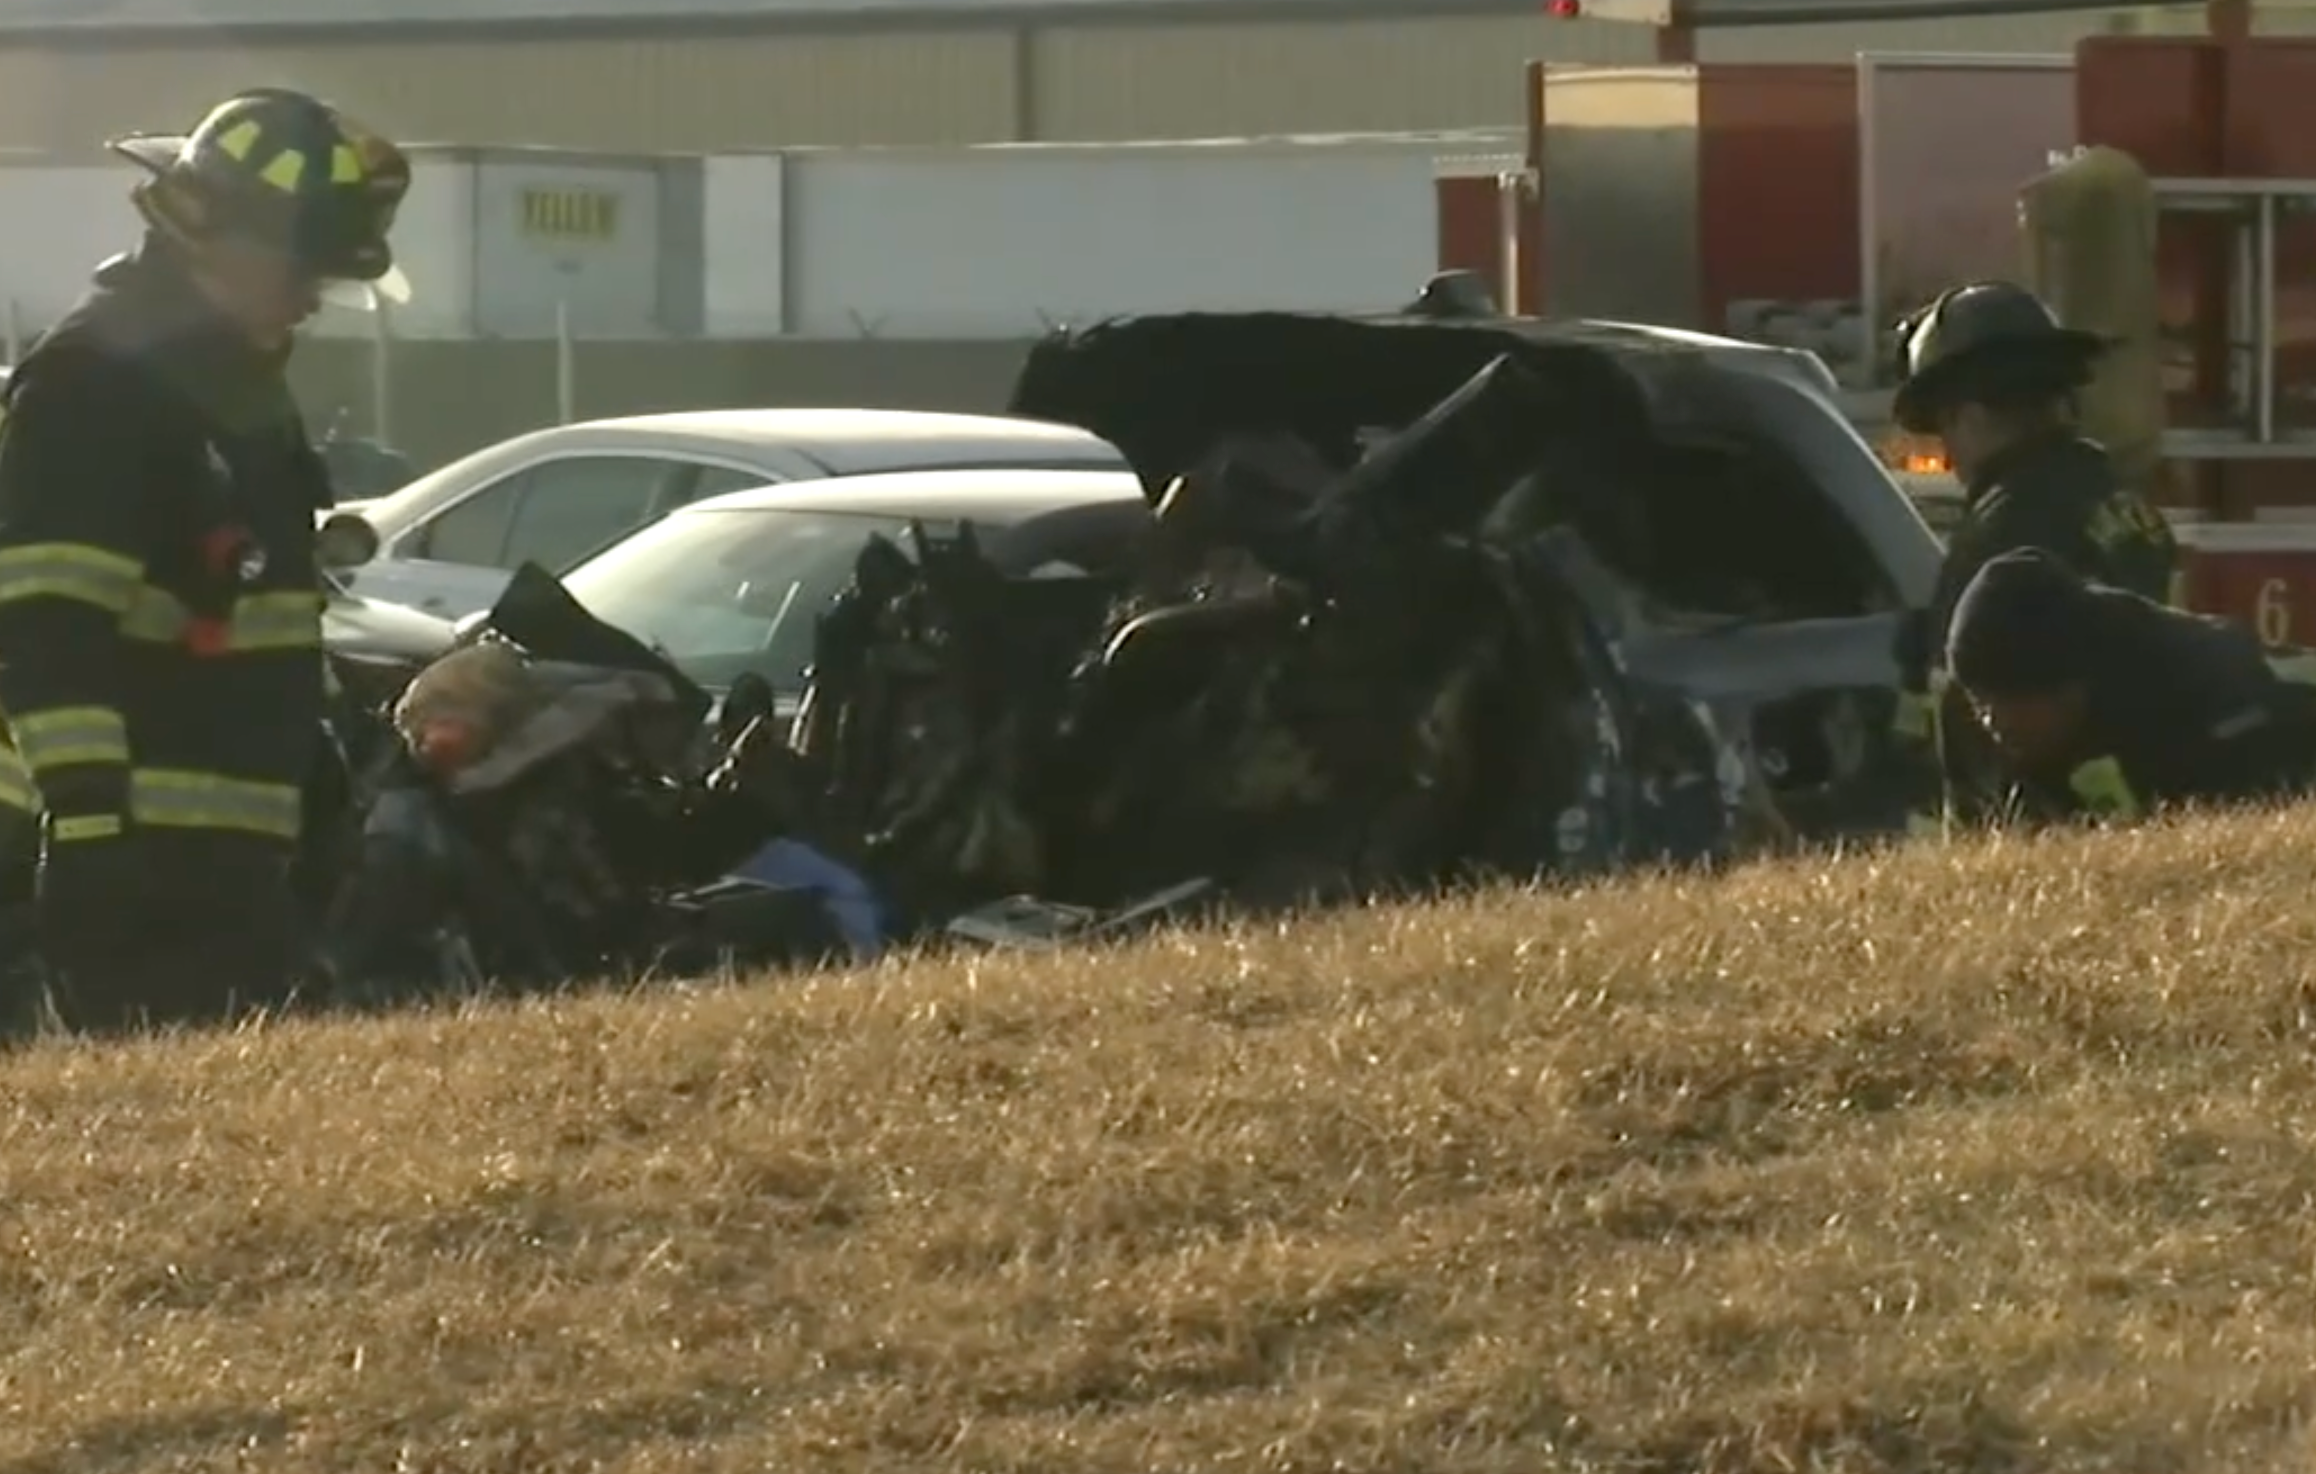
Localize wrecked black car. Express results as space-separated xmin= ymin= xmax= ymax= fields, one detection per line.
xmin=769 ymin=309 xmax=1947 ymax=941
xmin=317 ymin=308 xmax=1950 ymax=987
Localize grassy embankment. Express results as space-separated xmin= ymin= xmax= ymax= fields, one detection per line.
xmin=3 ymin=810 xmax=2315 ymax=1471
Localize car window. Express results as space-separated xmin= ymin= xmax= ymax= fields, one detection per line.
xmin=686 ymin=464 xmax=781 ymax=503
xmin=500 ymin=456 xmax=678 ymax=573
xmin=561 ymin=508 xmax=964 ymax=691
xmin=416 ymin=477 xmax=524 ymax=567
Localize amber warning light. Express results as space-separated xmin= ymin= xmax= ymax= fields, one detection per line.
xmin=1880 ymin=434 xmax=1951 ymax=476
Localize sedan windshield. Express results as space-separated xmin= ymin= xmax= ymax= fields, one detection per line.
xmin=560 ymin=508 xmax=955 ymax=690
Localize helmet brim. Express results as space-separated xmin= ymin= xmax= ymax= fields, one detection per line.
xmin=108 ymin=133 xmax=187 ymax=174
xmin=1892 ymin=329 xmax=2113 ymax=433
xmin=320 ymin=264 xmax=411 ymax=310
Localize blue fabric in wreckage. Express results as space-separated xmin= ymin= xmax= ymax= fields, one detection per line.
xmin=726 ymin=838 xmax=887 ymax=960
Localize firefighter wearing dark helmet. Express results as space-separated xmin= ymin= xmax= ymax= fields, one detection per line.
xmin=1885 ymin=279 xmax=2179 ymax=835
xmin=0 ymin=89 xmax=409 ymax=1032
xmin=1944 ymin=549 xmax=2316 ymax=825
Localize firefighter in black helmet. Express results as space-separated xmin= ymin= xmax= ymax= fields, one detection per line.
xmin=1884 ymin=279 xmax=2180 ymax=836
xmin=0 ymin=88 xmax=409 ymax=1032
xmin=1944 ymin=549 xmax=2316 ymax=825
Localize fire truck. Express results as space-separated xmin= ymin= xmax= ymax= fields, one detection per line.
xmin=1434 ymin=0 xmax=2316 ymax=642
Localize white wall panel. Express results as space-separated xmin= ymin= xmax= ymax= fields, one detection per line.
xmin=779 ymin=138 xmax=1486 ymax=338
xmin=0 ymin=165 xmax=136 ymax=339
xmin=703 ymin=153 xmax=787 ymax=337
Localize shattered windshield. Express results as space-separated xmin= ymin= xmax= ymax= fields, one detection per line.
xmin=560 ymin=507 xmax=948 ymax=692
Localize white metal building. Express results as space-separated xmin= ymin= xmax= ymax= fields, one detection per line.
xmin=0 ymin=0 xmax=2271 ymax=156
xmin=0 ymin=131 xmax=1499 ymax=342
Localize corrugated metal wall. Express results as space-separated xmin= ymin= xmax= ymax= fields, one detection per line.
xmin=0 ymin=31 xmax=1019 ymax=153
xmin=1026 ymin=15 xmax=1648 ymax=137
xmin=0 ymin=6 xmax=2306 ymax=157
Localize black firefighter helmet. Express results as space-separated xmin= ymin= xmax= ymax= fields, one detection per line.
xmin=1890 ymin=280 xmax=2107 ymax=435
xmin=107 ymin=88 xmax=412 ymax=302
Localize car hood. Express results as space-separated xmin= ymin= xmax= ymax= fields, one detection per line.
xmin=324 ymin=587 xmax=458 ymax=666
xmin=1006 ymin=311 xmax=1657 ymax=501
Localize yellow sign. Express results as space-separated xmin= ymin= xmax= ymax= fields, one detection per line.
xmin=519 ymin=187 xmax=619 ymax=241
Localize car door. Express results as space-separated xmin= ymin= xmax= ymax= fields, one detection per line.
xmin=354 ymin=454 xmax=694 ymax=619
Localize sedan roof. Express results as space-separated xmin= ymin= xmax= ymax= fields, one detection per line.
xmin=674 ymin=466 xmax=1148 ymax=523
xmin=552 ymin=408 xmax=1123 ymax=476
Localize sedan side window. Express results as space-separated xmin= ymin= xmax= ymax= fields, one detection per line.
xmin=415 ymin=478 xmax=525 ymax=567
xmin=500 ymin=456 xmax=679 ymax=573
xmin=685 ymin=464 xmax=780 ymax=504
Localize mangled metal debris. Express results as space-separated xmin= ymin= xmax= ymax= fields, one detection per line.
xmin=305 ymin=310 xmax=1937 ymax=998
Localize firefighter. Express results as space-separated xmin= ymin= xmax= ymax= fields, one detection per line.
xmin=1943 ymin=549 xmax=2316 ymax=825
xmin=0 ymin=88 xmax=410 ymax=1032
xmin=1886 ymin=279 xmax=2181 ymax=834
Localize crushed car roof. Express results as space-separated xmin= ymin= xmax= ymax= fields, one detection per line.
xmin=1006 ymin=309 xmax=1820 ymax=498
xmin=676 ymin=466 xmax=1148 ymax=523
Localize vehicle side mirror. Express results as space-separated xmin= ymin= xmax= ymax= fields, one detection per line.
xmin=316 ymin=511 xmax=381 ymax=571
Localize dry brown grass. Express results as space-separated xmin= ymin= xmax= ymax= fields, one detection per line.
xmin=6 ymin=812 xmax=2316 ymax=1472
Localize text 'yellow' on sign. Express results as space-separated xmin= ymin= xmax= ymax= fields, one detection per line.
xmin=519 ymin=187 xmax=620 ymax=241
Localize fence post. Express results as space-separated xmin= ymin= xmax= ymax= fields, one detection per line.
xmin=556 ymin=299 xmax=575 ymax=425
xmin=369 ymin=286 xmax=393 ymax=443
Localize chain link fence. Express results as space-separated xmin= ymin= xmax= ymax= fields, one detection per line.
xmin=284 ymin=331 xmax=1048 ymax=475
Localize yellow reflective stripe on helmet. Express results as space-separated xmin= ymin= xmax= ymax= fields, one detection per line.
xmin=51 ymin=813 xmax=121 ymax=842
xmin=331 ymin=143 xmax=363 ymax=182
xmin=129 ymin=768 xmax=301 ymax=839
xmin=0 ymin=743 xmax=38 ymax=814
xmin=10 ymin=705 xmax=129 ymax=773
xmin=260 ymin=150 xmax=305 ymax=192
xmin=2067 ymin=756 xmax=2141 ymax=820
xmin=0 ymin=543 xmax=143 ymax=615
xmin=216 ymin=120 xmax=261 ymax=160
xmin=120 ymin=588 xmax=323 ymax=652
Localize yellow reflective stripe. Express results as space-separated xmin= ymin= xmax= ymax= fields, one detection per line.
xmin=120 ymin=588 xmax=323 ymax=652
xmin=227 ymin=591 xmax=325 ymax=651
xmin=260 ymin=150 xmax=306 ymax=192
xmin=216 ymin=120 xmax=261 ymax=160
xmin=0 ymin=543 xmax=143 ymax=615
xmin=51 ymin=813 xmax=121 ymax=841
xmin=118 ymin=585 xmax=185 ymax=644
xmin=2067 ymin=756 xmax=2141 ymax=820
xmin=129 ymin=768 xmax=301 ymax=839
xmin=10 ymin=705 xmax=129 ymax=772
xmin=331 ymin=143 xmax=363 ymax=182
xmin=0 ymin=744 xmax=37 ymax=813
